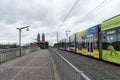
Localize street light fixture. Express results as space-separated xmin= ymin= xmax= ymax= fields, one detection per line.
xmin=16 ymin=26 xmax=29 ymax=56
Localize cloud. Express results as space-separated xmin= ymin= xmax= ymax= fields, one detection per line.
xmin=0 ymin=0 xmax=120 ymax=45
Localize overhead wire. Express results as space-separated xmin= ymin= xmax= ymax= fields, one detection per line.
xmin=79 ymin=0 xmax=112 ymax=22
xmin=58 ymin=0 xmax=112 ymax=27
xmin=78 ymin=0 xmax=112 ymax=28
xmin=58 ymin=0 xmax=80 ymax=27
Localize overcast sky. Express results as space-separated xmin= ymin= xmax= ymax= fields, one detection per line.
xmin=0 ymin=0 xmax=120 ymax=45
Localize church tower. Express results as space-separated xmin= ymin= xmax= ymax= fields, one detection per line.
xmin=42 ymin=33 xmax=45 ymax=41
xmin=37 ymin=33 xmax=40 ymax=42
xmin=37 ymin=32 xmax=48 ymax=49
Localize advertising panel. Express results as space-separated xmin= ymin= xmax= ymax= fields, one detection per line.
xmin=76 ymin=30 xmax=86 ymax=38
xmin=101 ymin=15 xmax=120 ymax=31
xmin=81 ymin=36 xmax=88 ymax=55
xmin=87 ymin=25 xmax=99 ymax=35
xmin=101 ymin=16 xmax=120 ymax=64
xmin=82 ymin=48 xmax=88 ymax=55
xmin=86 ymin=25 xmax=99 ymax=58
xmin=76 ymin=30 xmax=87 ymax=54
xmin=76 ymin=37 xmax=82 ymax=53
xmin=93 ymin=49 xmax=99 ymax=58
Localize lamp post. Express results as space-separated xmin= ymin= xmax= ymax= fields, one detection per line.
xmin=16 ymin=26 xmax=29 ymax=56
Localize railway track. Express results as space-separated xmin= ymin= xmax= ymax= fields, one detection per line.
xmin=52 ymin=48 xmax=120 ymax=80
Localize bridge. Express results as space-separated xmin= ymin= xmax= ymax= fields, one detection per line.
xmin=0 ymin=47 xmax=119 ymax=80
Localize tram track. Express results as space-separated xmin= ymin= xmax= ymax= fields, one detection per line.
xmin=52 ymin=48 xmax=120 ymax=80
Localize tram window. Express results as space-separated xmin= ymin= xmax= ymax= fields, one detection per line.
xmin=107 ymin=36 xmax=110 ymax=41
xmin=107 ymin=35 xmax=116 ymax=42
xmin=82 ymin=37 xmax=86 ymax=48
xmin=117 ymin=32 xmax=120 ymax=50
xmin=102 ymin=33 xmax=106 ymax=42
xmin=91 ymin=42 xmax=93 ymax=52
xmin=118 ymin=28 xmax=120 ymax=31
xmin=107 ymin=30 xmax=115 ymax=35
xmin=118 ymin=34 xmax=120 ymax=41
xmin=77 ymin=38 xmax=82 ymax=43
xmin=117 ymin=42 xmax=120 ymax=50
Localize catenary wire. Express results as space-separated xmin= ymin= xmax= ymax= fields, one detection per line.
xmin=59 ymin=0 xmax=112 ymax=27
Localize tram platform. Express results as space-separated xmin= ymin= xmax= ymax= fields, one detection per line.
xmin=0 ymin=49 xmax=60 ymax=80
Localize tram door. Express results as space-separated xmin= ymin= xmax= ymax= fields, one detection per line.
xmin=87 ymin=34 xmax=93 ymax=56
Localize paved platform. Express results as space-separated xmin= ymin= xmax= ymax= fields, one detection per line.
xmin=0 ymin=49 xmax=55 ymax=80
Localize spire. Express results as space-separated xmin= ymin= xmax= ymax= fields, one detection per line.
xmin=37 ymin=33 xmax=40 ymax=42
xmin=42 ymin=33 xmax=45 ymax=41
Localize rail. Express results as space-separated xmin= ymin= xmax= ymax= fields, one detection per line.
xmin=0 ymin=46 xmax=39 ymax=64
xmin=49 ymin=48 xmax=91 ymax=80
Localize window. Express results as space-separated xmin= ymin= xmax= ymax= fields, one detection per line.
xmin=106 ymin=35 xmax=116 ymax=43
xmin=118 ymin=34 xmax=120 ymax=41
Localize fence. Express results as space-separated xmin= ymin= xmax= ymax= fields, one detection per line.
xmin=0 ymin=46 xmax=39 ymax=64
xmin=49 ymin=48 xmax=91 ymax=80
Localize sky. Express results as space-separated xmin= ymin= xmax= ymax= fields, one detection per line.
xmin=0 ymin=0 xmax=120 ymax=46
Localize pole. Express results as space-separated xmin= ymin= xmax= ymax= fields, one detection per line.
xmin=56 ymin=32 xmax=59 ymax=48
xmin=57 ymin=32 xmax=58 ymax=43
xmin=17 ymin=26 xmax=29 ymax=57
xmin=19 ymin=29 xmax=22 ymax=56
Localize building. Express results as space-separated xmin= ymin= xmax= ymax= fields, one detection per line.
xmin=37 ymin=33 xmax=49 ymax=49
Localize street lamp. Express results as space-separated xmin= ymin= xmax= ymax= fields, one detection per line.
xmin=16 ymin=26 xmax=29 ymax=56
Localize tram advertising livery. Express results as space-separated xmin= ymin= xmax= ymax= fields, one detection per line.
xmin=54 ymin=14 xmax=120 ymax=65
xmin=86 ymin=25 xmax=100 ymax=58
xmin=101 ymin=15 xmax=120 ymax=64
xmin=66 ymin=37 xmax=70 ymax=51
xmin=76 ymin=30 xmax=87 ymax=55
xmin=69 ymin=34 xmax=76 ymax=52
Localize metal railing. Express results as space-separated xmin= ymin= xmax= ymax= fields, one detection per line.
xmin=49 ymin=48 xmax=91 ymax=80
xmin=0 ymin=46 xmax=39 ymax=64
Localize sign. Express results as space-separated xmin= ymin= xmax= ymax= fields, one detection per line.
xmin=87 ymin=25 xmax=99 ymax=35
